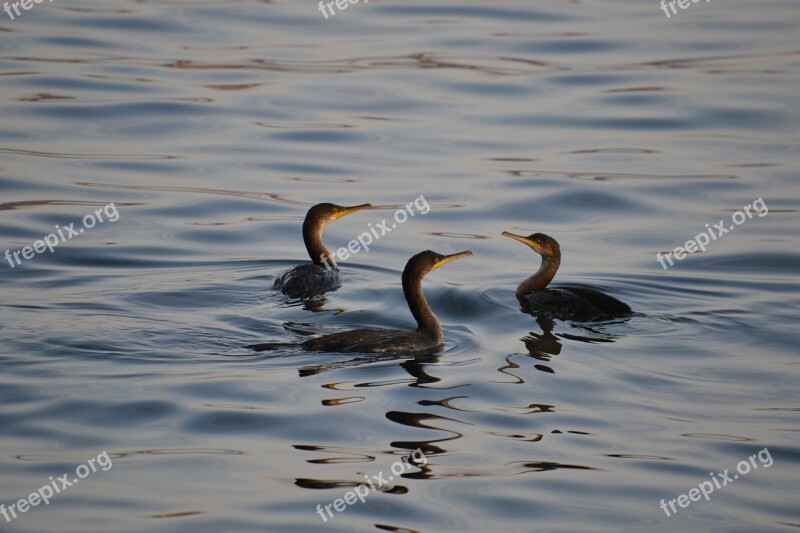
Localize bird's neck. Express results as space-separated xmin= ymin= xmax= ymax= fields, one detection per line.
xmin=516 ymin=255 xmax=560 ymax=296
xmin=303 ymin=219 xmax=334 ymax=267
xmin=402 ymin=271 xmax=442 ymax=343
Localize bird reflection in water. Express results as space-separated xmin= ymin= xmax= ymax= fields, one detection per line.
xmin=519 ymin=315 xmax=624 ymax=374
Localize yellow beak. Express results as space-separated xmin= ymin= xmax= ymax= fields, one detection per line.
xmin=332 ymin=203 xmax=373 ymax=220
xmin=502 ymin=231 xmax=541 ymax=252
xmin=434 ymin=250 xmax=473 ymax=270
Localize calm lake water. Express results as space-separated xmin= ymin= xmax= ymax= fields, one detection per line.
xmin=1 ymin=0 xmax=798 ymax=531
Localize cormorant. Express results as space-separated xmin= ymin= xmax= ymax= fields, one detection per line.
xmin=502 ymin=232 xmax=631 ymax=321
xmin=274 ymin=203 xmax=372 ymax=297
xmin=253 ymin=250 xmax=472 ymax=355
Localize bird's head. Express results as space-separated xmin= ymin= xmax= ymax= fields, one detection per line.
xmin=404 ymin=250 xmax=473 ymax=280
xmin=502 ymin=232 xmax=561 ymax=261
xmin=306 ymin=203 xmax=373 ymax=225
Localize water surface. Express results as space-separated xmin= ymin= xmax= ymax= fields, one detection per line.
xmin=0 ymin=0 xmax=798 ymax=531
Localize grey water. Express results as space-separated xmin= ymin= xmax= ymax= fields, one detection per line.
xmin=0 ymin=0 xmax=798 ymax=531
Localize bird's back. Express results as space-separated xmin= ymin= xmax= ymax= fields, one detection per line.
xmin=523 ymin=286 xmax=631 ymax=321
xmin=274 ymin=264 xmax=342 ymax=297
xmin=302 ymin=328 xmax=440 ymax=355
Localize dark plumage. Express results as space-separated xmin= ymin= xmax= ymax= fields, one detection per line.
xmin=274 ymin=202 xmax=372 ymax=297
xmin=253 ymin=250 xmax=472 ymax=355
xmin=301 ymin=328 xmax=435 ymax=356
xmin=502 ymin=232 xmax=631 ymax=321
xmin=273 ymin=263 xmax=342 ymax=297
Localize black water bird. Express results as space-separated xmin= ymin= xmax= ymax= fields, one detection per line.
xmin=253 ymin=250 xmax=472 ymax=355
xmin=274 ymin=203 xmax=372 ymax=297
xmin=502 ymin=232 xmax=631 ymax=321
